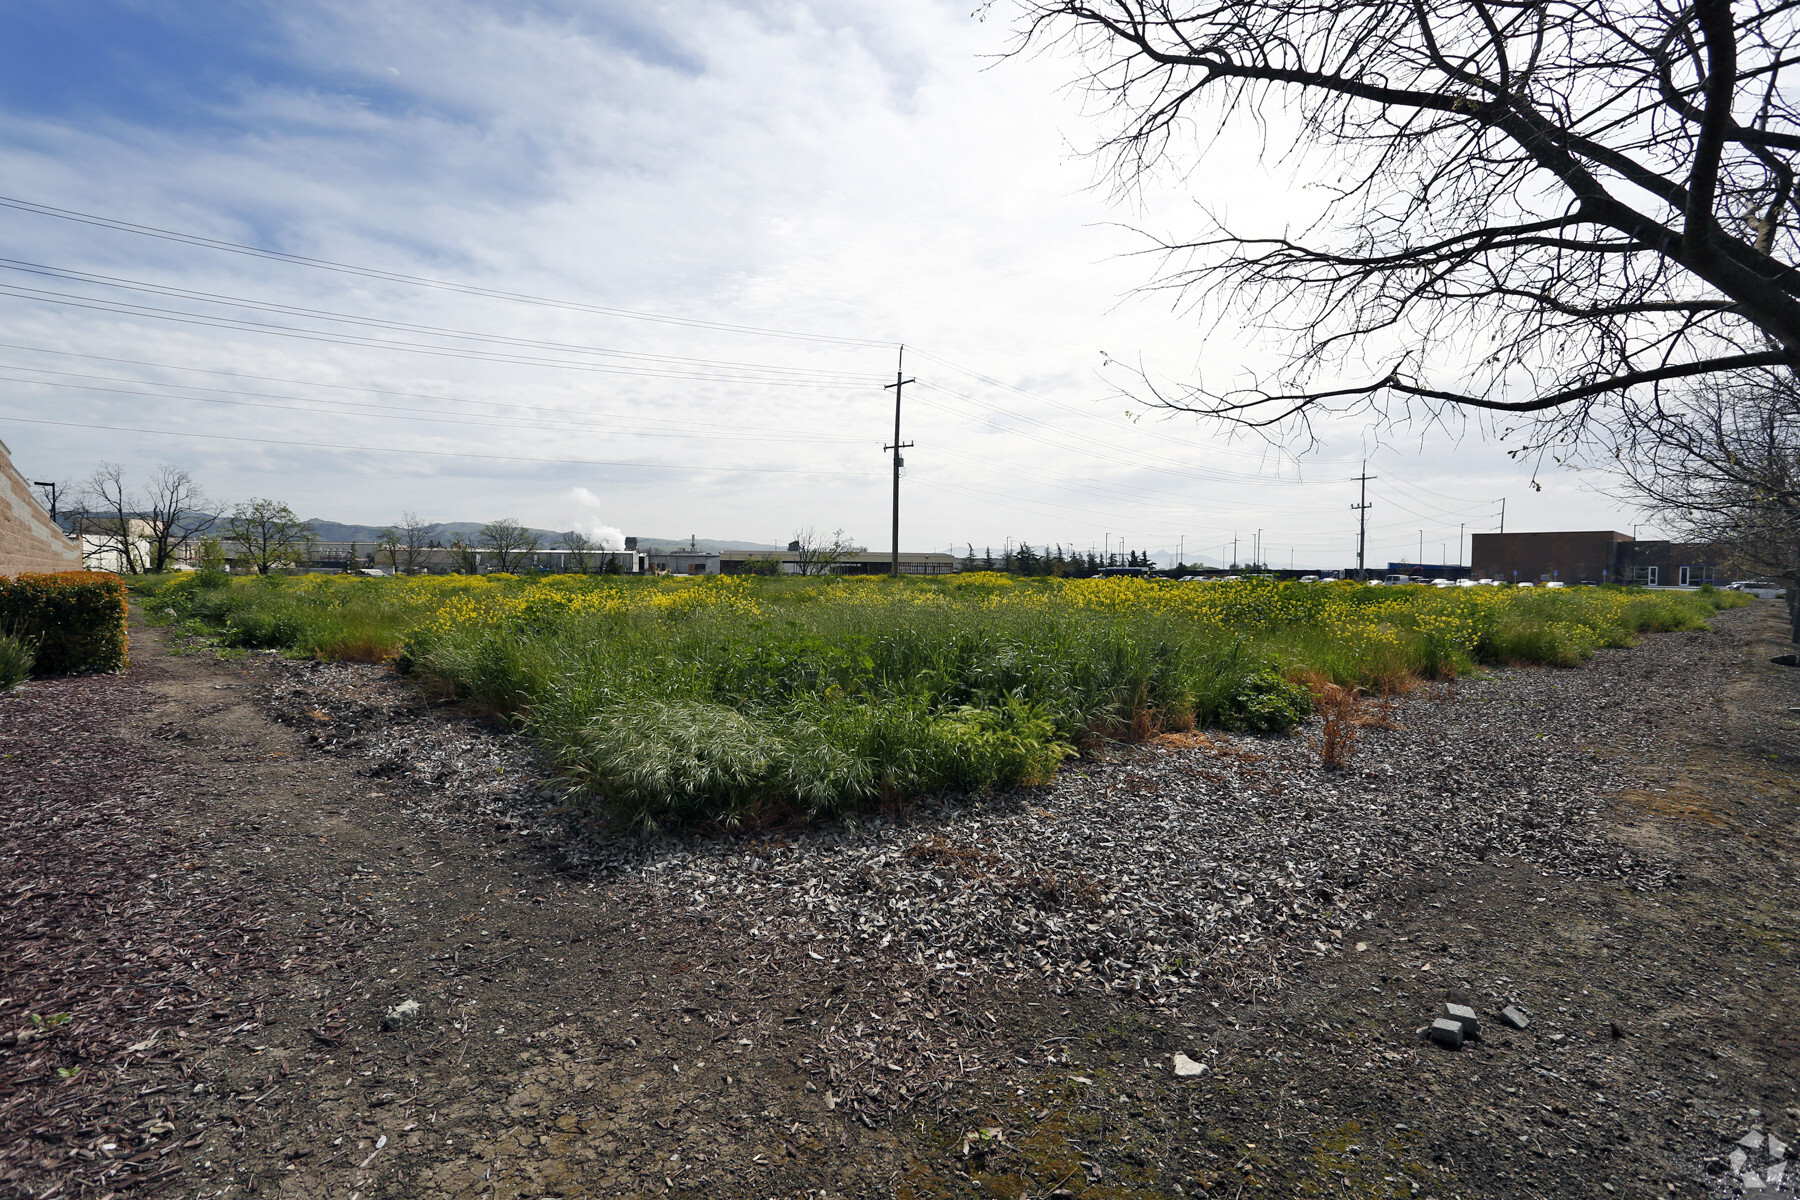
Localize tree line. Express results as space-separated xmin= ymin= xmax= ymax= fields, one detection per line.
xmin=61 ymin=464 xmax=628 ymax=577
xmin=957 ymin=543 xmax=1167 ymax=576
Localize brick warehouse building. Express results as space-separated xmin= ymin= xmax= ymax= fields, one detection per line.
xmin=0 ymin=437 xmax=81 ymax=574
xmin=1471 ymin=530 xmax=1729 ymax=586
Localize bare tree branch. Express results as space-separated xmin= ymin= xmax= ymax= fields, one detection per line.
xmin=1012 ymin=0 xmax=1800 ymax=436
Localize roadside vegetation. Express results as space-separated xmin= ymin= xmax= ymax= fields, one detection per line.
xmin=133 ymin=572 xmax=1739 ymax=829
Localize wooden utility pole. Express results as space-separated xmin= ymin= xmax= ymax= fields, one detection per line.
xmin=883 ymin=347 xmax=915 ymax=579
xmin=1352 ymin=464 xmax=1375 ymax=580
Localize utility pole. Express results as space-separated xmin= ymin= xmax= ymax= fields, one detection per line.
xmin=1351 ymin=463 xmax=1375 ymax=581
xmin=883 ymin=346 xmax=915 ymax=579
xmin=1459 ymin=523 xmax=1465 ymax=567
xmin=1232 ymin=533 xmax=1239 ymax=569
xmin=1499 ymin=498 xmax=1506 ymax=534
xmin=1418 ymin=530 xmax=1424 ymax=567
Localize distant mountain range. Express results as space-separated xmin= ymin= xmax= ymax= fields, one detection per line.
xmin=302 ymin=519 xmax=778 ymax=553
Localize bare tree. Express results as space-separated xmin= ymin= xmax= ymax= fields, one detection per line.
xmin=376 ymin=527 xmax=404 ymax=574
xmin=557 ymin=529 xmax=595 ymax=573
xmin=790 ymin=527 xmax=861 ymax=576
xmin=1014 ymin=0 xmax=1800 ymax=443
xmin=479 ymin=518 xmax=540 ymax=573
xmin=79 ymin=462 xmax=144 ymax=574
xmin=140 ymin=466 xmax=213 ymax=572
xmin=398 ymin=512 xmax=432 ymax=574
xmin=448 ymin=535 xmax=480 ymax=575
xmin=1612 ymin=368 xmax=1800 ymax=639
xmin=226 ymin=500 xmax=315 ymax=575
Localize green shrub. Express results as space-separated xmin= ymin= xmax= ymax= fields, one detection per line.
xmin=0 ymin=572 xmax=127 ymax=674
xmin=0 ymin=630 xmax=33 ymax=691
xmin=1219 ymin=668 xmax=1314 ymax=733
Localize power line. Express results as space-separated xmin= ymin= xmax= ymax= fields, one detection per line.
xmin=0 ymin=257 xmax=879 ymax=382
xmin=0 ymin=414 xmax=886 ymax=478
xmin=909 ymin=345 xmax=1366 ymax=469
xmin=0 ymin=370 xmax=869 ymax=446
xmin=0 ymin=281 xmax=881 ymax=387
xmin=0 ymin=194 xmax=891 ymax=347
xmin=910 ymin=380 xmax=1361 ymax=492
xmin=0 ymin=342 xmax=856 ymax=437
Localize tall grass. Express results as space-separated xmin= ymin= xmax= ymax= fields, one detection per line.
xmin=0 ymin=630 xmax=33 ymax=692
xmin=135 ymin=572 xmax=1740 ymax=828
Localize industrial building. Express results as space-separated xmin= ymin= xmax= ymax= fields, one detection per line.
xmin=1471 ymin=531 xmax=1728 ymax=586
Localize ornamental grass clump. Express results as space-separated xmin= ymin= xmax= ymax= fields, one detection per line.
xmin=0 ymin=630 xmax=34 ymax=692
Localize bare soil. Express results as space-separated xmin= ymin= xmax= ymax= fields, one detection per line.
xmin=2 ymin=603 xmax=1796 ymax=1200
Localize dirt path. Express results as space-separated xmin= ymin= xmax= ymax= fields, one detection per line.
xmin=2 ymin=604 xmax=1797 ymax=1200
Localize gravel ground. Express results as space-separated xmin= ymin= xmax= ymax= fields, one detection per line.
xmin=260 ymin=620 xmax=1690 ymax=1010
xmin=2 ymin=601 xmax=1794 ymax=1200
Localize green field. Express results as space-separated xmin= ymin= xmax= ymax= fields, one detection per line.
xmin=136 ymin=572 xmax=1738 ymax=830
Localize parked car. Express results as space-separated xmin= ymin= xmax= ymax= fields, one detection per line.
xmin=1455 ymin=578 xmax=1477 ymax=588
xmin=1298 ymin=574 xmax=1320 ymax=583
xmin=1730 ymin=580 xmax=1788 ymax=599
xmin=1516 ymin=581 xmax=1534 ymax=588
xmin=1545 ymin=581 xmax=1565 ymax=589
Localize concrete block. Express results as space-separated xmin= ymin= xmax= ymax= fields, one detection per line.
xmin=1427 ymin=1018 xmax=1464 ymax=1049
xmin=1444 ymin=1003 xmax=1480 ymax=1035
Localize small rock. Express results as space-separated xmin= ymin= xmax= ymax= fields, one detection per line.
xmin=1172 ymin=1053 xmax=1206 ymax=1077
xmin=1731 ymin=1149 xmax=1749 ymax=1174
xmin=1770 ymin=1135 xmax=1788 ymax=1160
xmin=1740 ymin=1131 xmax=1766 ymax=1151
xmin=1771 ymin=653 xmax=1799 ymax=667
xmin=1608 ymin=1020 xmax=1625 ymax=1039
xmin=381 ymin=999 xmax=421 ymax=1031
xmin=1768 ymin=1162 xmax=1788 ymax=1189
xmin=1499 ymin=1006 xmax=1530 ymax=1030
xmin=1444 ymin=1003 xmax=1480 ymax=1035
xmin=1427 ymin=1019 xmax=1464 ymax=1049
xmin=1743 ymin=1169 xmax=1765 ymax=1190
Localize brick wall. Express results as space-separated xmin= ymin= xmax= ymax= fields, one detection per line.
xmin=0 ymin=438 xmax=82 ymax=575
xmin=1471 ymin=530 xmax=1633 ymax=583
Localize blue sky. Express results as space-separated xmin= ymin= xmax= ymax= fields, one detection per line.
xmin=0 ymin=0 xmax=1647 ymax=565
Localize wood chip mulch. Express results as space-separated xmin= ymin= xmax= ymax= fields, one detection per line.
xmin=1 ymin=672 xmax=280 ymax=1200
